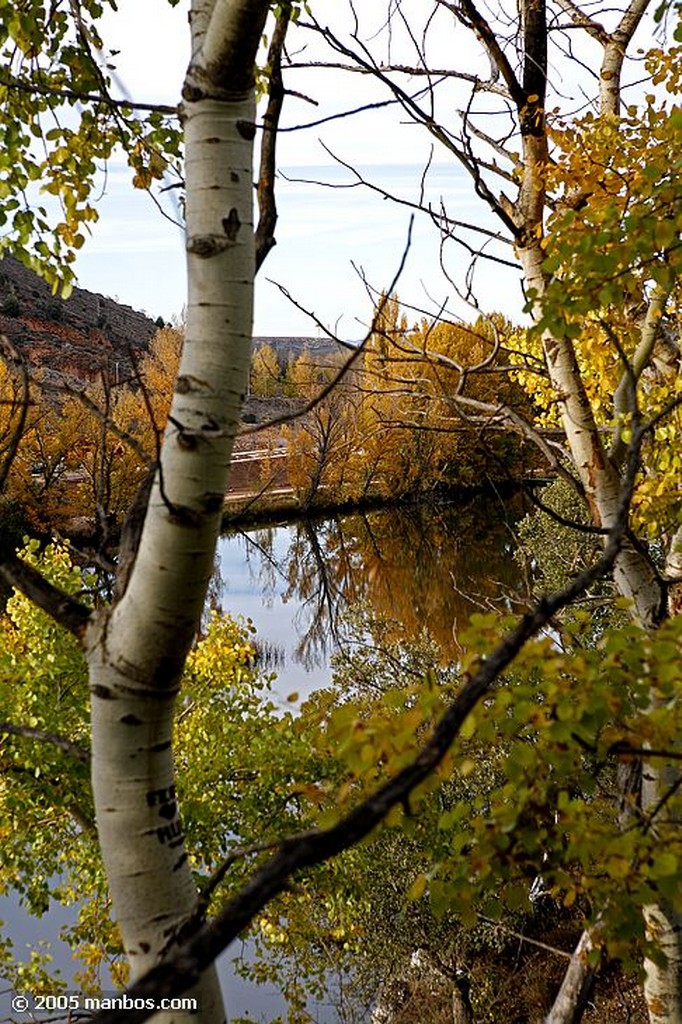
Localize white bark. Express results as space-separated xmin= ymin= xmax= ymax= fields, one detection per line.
xmin=610 ymin=286 xmax=668 ymax=467
xmin=554 ymin=0 xmax=651 ymax=115
xmin=518 ymin=191 xmax=679 ymax=1024
xmin=665 ymin=526 xmax=682 ymax=617
xmin=85 ymin=2 xmax=269 ymax=1020
xmin=544 ymin=929 xmax=596 ymax=1024
xmin=643 ymin=900 xmax=682 ymax=1024
xmin=600 ymin=0 xmax=651 ymax=115
xmin=517 ymin=242 xmax=664 ymax=627
xmin=640 ymin=627 xmax=682 ymax=1024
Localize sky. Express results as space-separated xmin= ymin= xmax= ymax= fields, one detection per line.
xmin=70 ymin=0 xmax=528 ymax=338
xmin=67 ymin=0 xmax=657 ymax=339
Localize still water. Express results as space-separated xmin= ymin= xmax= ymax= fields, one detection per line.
xmin=2 ymin=493 xmax=527 ymax=1022
xmin=216 ymin=492 xmax=527 ymax=701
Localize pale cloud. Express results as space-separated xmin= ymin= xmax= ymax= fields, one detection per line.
xmin=70 ymin=3 xmax=525 ymax=334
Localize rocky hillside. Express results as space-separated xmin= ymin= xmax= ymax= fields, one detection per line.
xmin=0 ymin=256 xmax=159 ymax=386
xmin=252 ymin=334 xmax=346 ymax=366
xmin=0 ymin=256 xmax=349 ymax=393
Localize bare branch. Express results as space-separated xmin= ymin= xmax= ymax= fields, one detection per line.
xmin=0 ymin=722 xmax=90 ymax=764
xmin=609 ymin=285 xmax=670 ymax=467
xmin=552 ymin=0 xmax=609 ymax=43
xmin=284 ymin=146 xmax=516 ymax=249
xmin=477 ymin=913 xmax=574 ymax=959
xmin=303 ymin=15 xmax=521 ymax=236
xmin=255 ymin=2 xmax=292 ymax=271
xmin=0 ymin=551 xmax=92 ymax=638
xmin=436 ymin=0 xmax=525 ymax=107
xmin=0 ymin=72 xmax=179 ymax=115
xmin=456 ymin=114 xmax=523 ymax=171
xmin=284 ymin=57 xmax=512 ymax=97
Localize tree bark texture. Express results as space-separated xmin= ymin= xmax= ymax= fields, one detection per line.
xmin=511 ymin=1 xmax=680 ymax=1019
xmin=85 ymin=2 xmax=269 ymax=1021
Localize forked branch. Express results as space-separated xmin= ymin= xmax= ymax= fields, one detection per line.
xmin=91 ymin=422 xmax=644 ymax=1024
xmin=0 ymin=552 xmax=92 ymax=638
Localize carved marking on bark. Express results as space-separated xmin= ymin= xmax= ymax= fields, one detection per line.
xmin=146 ymin=785 xmax=176 ymax=808
xmin=173 ymin=853 xmax=189 ymax=872
xmin=157 ymin=821 xmax=185 ymax=847
xmin=158 ymin=802 xmax=178 ymax=821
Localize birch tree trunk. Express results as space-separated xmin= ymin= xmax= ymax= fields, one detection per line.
xmin=509 ymin=2 xmax=681 ymax=1019
xmin=521 ymin=136 xmax=681 ymax=1024
xmin=84 ymin=2 xmax=269 ymax=1020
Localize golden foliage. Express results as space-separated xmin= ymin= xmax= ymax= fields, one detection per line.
xmin=283 ymin=305 xmax=536 ymax=506
xmin=0 ymin=327 xmax=183 ymax=534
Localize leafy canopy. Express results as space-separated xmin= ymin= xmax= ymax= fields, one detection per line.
xmin=0 ymin=0 xmax=181 ymax=294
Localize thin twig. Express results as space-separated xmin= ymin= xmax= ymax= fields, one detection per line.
xmin=0 ymin=722 xmax=90 ymax=764
xmin=91 ymin=416 xmax=642 ymax=1024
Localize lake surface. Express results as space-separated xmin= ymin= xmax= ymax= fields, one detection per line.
xmin=2 ymin=492 xmax=528 ymax=1023
xmin=217 ymin=491 xmax=528 ymax=702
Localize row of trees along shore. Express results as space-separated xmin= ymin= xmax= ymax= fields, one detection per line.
xmin=254 ymin=304 xmax=541 ymax=508
xmin=0 ymin=1 xmax=680 ymax=1024
xmin=1 ymin=306 xmax=540 ymax=542
xmin=0 ymin=327 xmax=182 ymax=538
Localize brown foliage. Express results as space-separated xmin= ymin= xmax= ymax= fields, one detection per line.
xmin=0 ymin=327 xmax=183 ymax=536
xmin=283 ymin=303 xmax=538 ymax=507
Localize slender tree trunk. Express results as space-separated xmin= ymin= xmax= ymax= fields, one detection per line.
xmin=86 ymin=2 xmax=270 ymax=1020
xmin=512 ymin=7 xmax=680 ymax=1011
xmin=520 ymin=239 xmax=682 ymax=1024
xmin=545 ymin=929 xmax=598 ymax=1024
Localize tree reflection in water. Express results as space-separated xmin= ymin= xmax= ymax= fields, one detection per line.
xmin=221 ymin=492 xmax=528 ymax=675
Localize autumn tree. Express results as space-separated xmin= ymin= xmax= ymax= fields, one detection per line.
xmin=0 ymin=326 xmax=182 ymax=537
xmin=283 ymin=306 xmax=537 ymax=506
xmin=279 ymin=2 xmax=682 ymax=1020
xmin=0 ymin=4 xmax=680 ymax=1024
xmin=249 ymin=341 xmax=281 ymax=396
xmin=283 ymin=350 xmax=361 ymax=505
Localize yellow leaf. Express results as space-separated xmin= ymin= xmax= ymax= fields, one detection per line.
xmin=407 ymin=874 xmax=427 ymax=901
